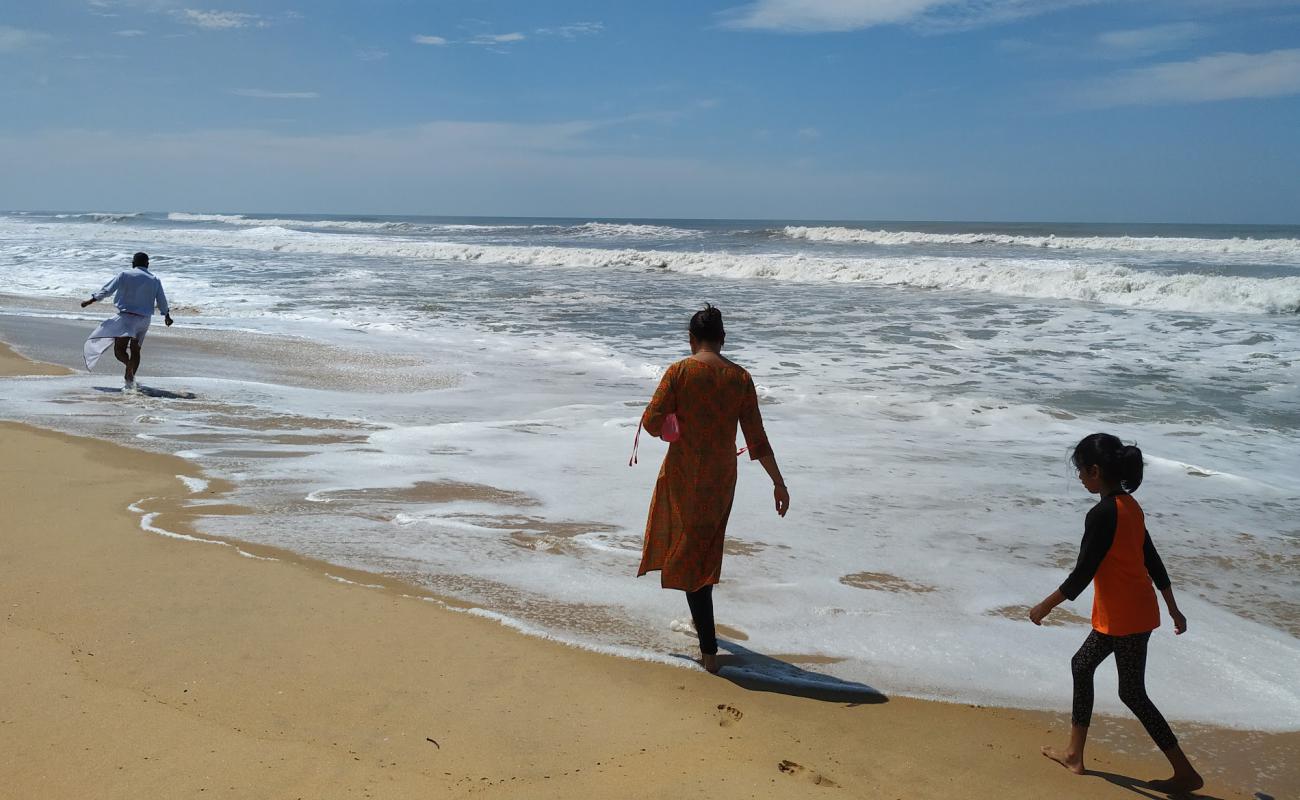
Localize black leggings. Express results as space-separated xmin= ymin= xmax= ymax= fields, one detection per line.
xmin=685 ymin=585 xmax=717 ymax=655
xmin=1071 ymin=630 xmax=1177 ymax=751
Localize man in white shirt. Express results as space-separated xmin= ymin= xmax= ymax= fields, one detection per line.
xmin=81 ymin=251 xmax=174 ymax=387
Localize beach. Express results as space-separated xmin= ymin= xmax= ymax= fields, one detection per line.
xmin=2 ymin=210 xmax=1299 ymax=798
xmin=1 ymin=344 xmax=1297 ymax=799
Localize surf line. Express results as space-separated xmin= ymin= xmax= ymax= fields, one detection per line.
xmin=125 ymin=498 xmax=277 ymax=560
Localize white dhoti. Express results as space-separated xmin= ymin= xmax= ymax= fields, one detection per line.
xmin=84 ymin=312 xmax=151 ymax=371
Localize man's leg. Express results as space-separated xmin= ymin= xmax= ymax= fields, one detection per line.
xmin=112 ymin=338 xmax=131 ymax=382
xmin=126 ymin=338 xmax=142 ymax=383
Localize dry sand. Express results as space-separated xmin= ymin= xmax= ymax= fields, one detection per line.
xmin=1 ymin=350 xmax=1294 ymax=799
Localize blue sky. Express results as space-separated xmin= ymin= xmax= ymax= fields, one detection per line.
xmin=2 ymin=0 xmax=1299 ymax=222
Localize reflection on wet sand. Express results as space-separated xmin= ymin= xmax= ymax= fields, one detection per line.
xmin=839 ymin=571 xmax=935 ymax=594
xmin=991 ymin=604 xmax=1090 ymax=627
xmin=313 ymin=480 xmax=537 ymax=507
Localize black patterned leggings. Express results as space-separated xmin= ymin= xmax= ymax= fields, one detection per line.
xmin=685 ymin=585 xmax=717 ymax=655
xmin=1071 ymin=629 xmax=1178 ymax=751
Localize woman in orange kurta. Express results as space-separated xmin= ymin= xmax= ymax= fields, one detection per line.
xmin=636 ymin=305 xmax=788 ymax=673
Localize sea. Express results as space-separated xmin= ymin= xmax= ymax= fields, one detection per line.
xmin=1 ymin=210 xmax=1297 ymax=730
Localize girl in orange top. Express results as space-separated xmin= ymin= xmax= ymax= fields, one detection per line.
xmin=637 ymin=305 xmax=789 ymax=674
xmin=1030 ymin=434 xmax=1203 ymax=794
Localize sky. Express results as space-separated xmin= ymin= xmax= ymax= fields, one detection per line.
xmin=2 ymin=0 xmax=1299 ymax=222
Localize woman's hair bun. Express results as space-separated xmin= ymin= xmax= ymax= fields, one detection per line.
xmin=689 ymin=303 xmax=725 ymax=342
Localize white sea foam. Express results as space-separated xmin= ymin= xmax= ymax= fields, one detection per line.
xmin=784 ymin=225 xmax=1300 ymax=260
xmin=128 ymin=500 xmax=225 ymax=545
xmin=325 ymin=573 xmax=384 ymax=588
xmin=177 ymin=475 xmax=210 ymax=493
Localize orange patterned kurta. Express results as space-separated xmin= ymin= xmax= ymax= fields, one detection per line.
xmin=637 ymin=358 xmax=773 ymax=591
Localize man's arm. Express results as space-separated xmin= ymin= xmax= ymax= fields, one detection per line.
xmin=156 ymin=283 xmax=173 ymax=326
xmin=81 ymin=274 xmax=120 ymax=308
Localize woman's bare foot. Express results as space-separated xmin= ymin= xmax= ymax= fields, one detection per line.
xmin=1147 ymin=772 xmax=1204 ymax=794
xmin=700 ymin=653 xmax=720 ymax=673
xmin=1041 ymin=746 xmax=1085 ymax=775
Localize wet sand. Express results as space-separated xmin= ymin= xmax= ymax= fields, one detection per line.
xmin=0 ymin=339 xmax=73 ymax=377
xmin=1 ymin=337 xmax=1296 ymax=799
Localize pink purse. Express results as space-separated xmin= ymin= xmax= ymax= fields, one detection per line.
xmin=661 ymin=413 xmax=681 ymax=442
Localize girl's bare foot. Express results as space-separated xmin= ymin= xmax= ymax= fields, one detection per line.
xmin=1147 ymin=772 xmax=1204 ymax=794
xmin=701 ymin=653 xmax=720 ymax=673
xmin=1041 ymin=746 xmax=1085 ymax=775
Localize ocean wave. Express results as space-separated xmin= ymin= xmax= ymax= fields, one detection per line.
xmin=167 ymin=212 xmax=427 ymax=233
xmin=52 ymin=212 xmax=143 ymax=223
xmin=167 ymin=212 xmax=250 ymax=224
xmin=140 ymin=226 xmax=1300 ymax=315
xmin=568 ymin=222 xmax=702 ymax=239
xmin=784 ymin=226 xmax=1300 ymax=260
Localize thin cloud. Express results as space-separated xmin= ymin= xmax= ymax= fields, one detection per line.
xmin=357 ymin=47 xmax=389 ymax=61
xmin=412 ymin=34 xmax=448 ymax=46
xmin=720 ymin=0 xmax=1096 ymax=33
xmin=173 ymin=9 xmax=268 ymax=30
xmin=1003 ymin=21 xmax=1209 ymax=62
xmin=1095 ymin=22 xmax=1205 ymax=58
xmin=535 ymin=22 xmax=604 ymax=39
xmin=797 ymin=126 xmax=822 ymax=139
xmin=114 ymin=29 xmax=148 ymax=37
xmin=469 ymin=32 xmax=526 ymax=45
xmin=1079 ymin=48 xmax=1300 ymax=107
xmin=230 ymin=88 xmax=320 ymax=99
xmin=0 ymin=26 xmax=52 ymax=52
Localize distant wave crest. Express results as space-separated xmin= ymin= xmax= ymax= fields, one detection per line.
xmin=166 ymin=212 xmax=701 ymax=239
xmin=569 ymin=222 xmax=703 ymax=239
xmin=52 ymin=212 xmax=143 ymax=223
xmin=784 ymin=225 xmax=1300 ymax=260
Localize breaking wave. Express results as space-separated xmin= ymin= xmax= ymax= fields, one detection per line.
xmin=784 ymin=226 xmax=1300 ymax=261
xmin=152 ymin=226 xmax=1300 ymax=315
xmin=51 ymin=212 xmax=143 ymax=223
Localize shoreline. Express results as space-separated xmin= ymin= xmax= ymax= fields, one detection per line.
xmin=1 ymin=341 xmax=1296 ymax=797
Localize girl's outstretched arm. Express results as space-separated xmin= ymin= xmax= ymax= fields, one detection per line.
xmin=1033 ymin=498 xmax=1118 ymax=625
xmin=1030 ymin=589 xmax=1066 ymax=625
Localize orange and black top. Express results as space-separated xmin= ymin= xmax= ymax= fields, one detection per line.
xmin=1060 ymin=492 xmax=1170 ymax=636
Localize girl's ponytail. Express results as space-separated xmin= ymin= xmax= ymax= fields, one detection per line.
xmin=1116 ymin=443 xmax=1144 ymax=492
xmin=1071 ymin=433 xmax=1144 ymax=493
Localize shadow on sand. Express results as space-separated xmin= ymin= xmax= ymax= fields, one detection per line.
xmin=93 ymin=385 xmax=197 ymax=400
xmin=1085 ymin=769 xmax=1228 ymax=800
xmin=675 ymin=640 xmax=888 ymax=705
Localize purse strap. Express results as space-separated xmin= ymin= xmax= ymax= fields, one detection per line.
xmin=628 ymin=420 xmax=643 ymax=466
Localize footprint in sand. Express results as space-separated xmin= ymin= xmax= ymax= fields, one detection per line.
xmin=778 ymin=760 xmax=839 ymax=788
xmin=715 ymin=704 xmax=743 ymax=727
